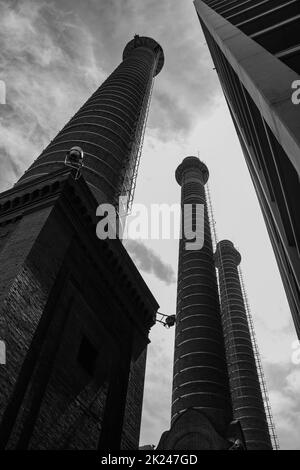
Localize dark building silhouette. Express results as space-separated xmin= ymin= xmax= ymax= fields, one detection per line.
xmin=215 ymin=240 xmax=272 ymax=450
xmin=194 ymin=0 xmax=300 ymax=337
xmin=158 ymin=157 xmax=233 ymax=450
xmin=0 ymin=35 xmax=163 ymax=449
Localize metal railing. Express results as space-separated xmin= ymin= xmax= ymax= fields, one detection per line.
xmin=238 ymin=266 xmax=280 ymax=450
xmin=117 ymin=55 xmax=158 ymax=215
xmin=206 ymin=181 xmax=279 ymax=450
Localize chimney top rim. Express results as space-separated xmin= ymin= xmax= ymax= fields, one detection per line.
xmin=175 ymin=156 xmax=209 ymax=186
xmin=123 ymin=35 xmax=164 ymax=76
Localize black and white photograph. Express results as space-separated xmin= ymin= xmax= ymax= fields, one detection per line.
xmin=0 ymin=0 xmax=299 ymax=456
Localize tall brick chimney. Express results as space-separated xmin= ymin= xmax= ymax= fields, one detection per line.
xmin=215 ymin=240 xmax=272 ymax=450
xmin=18 ymin=35 xmax=164 ymax=208
xmin=158 ymin=157 xmax=232 ymax=450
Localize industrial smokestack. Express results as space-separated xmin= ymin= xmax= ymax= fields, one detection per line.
xmin=17 ymin=35 xmax=164 ymax=208
xmin=158 ymin=157 xmax=232 ymax=450
xmin=215 ymin=240 xmax=272 ymax=450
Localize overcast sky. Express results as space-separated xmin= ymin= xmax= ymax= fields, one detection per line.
xmin=0 ymin=0 xmax=299 ymax=450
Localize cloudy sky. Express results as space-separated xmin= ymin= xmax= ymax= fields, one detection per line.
xmin=0 ymin=0 xmax=299 ymax=450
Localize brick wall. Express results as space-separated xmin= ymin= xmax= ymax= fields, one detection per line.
xmin=0 ymin=176 xmax=154 ymax=449
xmin=121 ymin=348 xmax=147 ymax=449
xmin=0 ymin=208 xmax=55 ymax=438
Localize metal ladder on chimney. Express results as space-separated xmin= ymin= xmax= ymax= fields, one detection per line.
xmin=238 ymin=266 xmax=280 ymax=450
xmin=205 ymin=180 xmax=279 ymax=450
xmin=117 ymin=57 xmax=157 ymax=216
xmin=205 ymin=182 xmax=243 ymax=401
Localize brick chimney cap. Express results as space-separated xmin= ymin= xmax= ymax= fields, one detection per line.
xmin=215 ymin=240 xmax=242 ymax=266
xmin=175 ymin=156 xmax=209 ymax=186
xmin=123 ymin=35 xmax=164 ymax=76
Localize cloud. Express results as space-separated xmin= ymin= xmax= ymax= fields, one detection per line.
xmin=269 ymin=389 xmax=296 ymax=416
xmin=140 ymin=332 xmax=174 ymax=446
xmin=262 ymin=357 xmax=300 ymax=449
xmin=59 ymin=0 xmax=222 ymax=140
xmin=256 ymin=321 xmax=296 ymax=366
xmin=253 ymin=315 xmax=300 ymax=449
xmin=125 ymin=239 xmax=176 ymax=285
xmin=0 ymin=0 xmax=222 ymax=191
xmin=0 ymin=0 xmax=105 ymax=190
xmin=268 ymin=375 xmax=300 ymax=449
xmin=286 ymin=369 xmax=300 ymax=395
